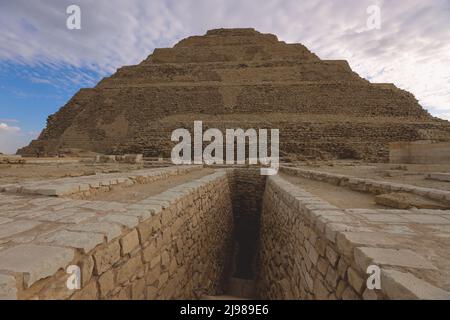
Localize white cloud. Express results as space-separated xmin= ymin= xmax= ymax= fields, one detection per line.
xmin=0 ymin=0 xmax=449 ymax=119
xmin=0 ymin=122 xmax=36 ymax=154
xmin=0 ymin=122 xmax=20 ymax=133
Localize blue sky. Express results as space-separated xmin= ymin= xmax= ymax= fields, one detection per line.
xmin=1 ymin=0 xmax=450 ymax=154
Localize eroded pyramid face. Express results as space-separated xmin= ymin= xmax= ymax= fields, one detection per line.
xmin=18 ymin=28 xmax=450 ymax=161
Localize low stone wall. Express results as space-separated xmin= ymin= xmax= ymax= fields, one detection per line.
xmin=257 ymin=175 xmax=450 ymax=300
xmin=390 ymin=141 xmax=450 ymax=164
xmin=0 ymin=170 xmax=233 ymax=300
xmin=0 ymin=166 xmax=200 ymax=198
xmin=281 ymin=166 xmax=450 ymax=204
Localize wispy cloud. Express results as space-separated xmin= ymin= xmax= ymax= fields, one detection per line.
xmin=0 ymin=0 xmax=449 ymax=120
xmin=0 ymin=122 xmax=38 ymax=154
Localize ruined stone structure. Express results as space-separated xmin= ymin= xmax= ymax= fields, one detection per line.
xmin=18 ymin=28 xmax=450 ymax=161
xmin=1 ymin=165 xmax=450 ymax=300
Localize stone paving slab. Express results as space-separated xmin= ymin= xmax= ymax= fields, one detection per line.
xmin=0 ymin=244 xmax=74 ymax=287
xmin=382 ymin=269 xmax=450 ymax=300
xmin=0 ymin=274 xmax=17 ymax=300
xmin=0 ymin=165 xmax=200 ymax=197
xmin=427 ymin=173 xmax=450 ymax=182
xmin=354 ymin=247 xmax=437 ymax=270
xmin=281 ymin=166 xmax=450 ymax=204
xmin=0 ymin=165 xmax=209 ymax=298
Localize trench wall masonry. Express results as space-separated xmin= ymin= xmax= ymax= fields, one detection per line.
xmin=258 ymin=174 xmax=450 ymax=300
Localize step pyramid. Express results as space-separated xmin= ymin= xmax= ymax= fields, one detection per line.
xmin=18 ymin=28 xmax=450 ymax=161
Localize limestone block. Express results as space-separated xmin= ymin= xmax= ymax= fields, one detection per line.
xmin=80 ymin=256 xmax=94 ymax=287
xmin=116 ymin=254 xmax=143 ymax=284
xmin=354 ymin=247 xmax=437 ymax=271
xmin=347 ymin=267 xmax=365 ymax=293
xmin=120 ymin=229 xmax=140 ymax=255
xmin=375 ymin=192 xmax=449 ymax=210
xmin=131 ymin=278 xmax=146 ymax=300
xmin=341 ymin=287 xmax=360 ymax=300
xmin=145 ymin=265 xmax=161 ymax=286
xmin=71 ymin=281 xmax=98 ymax=300
xmin=137 ymin=217 xmax=161 ymax=243
xmin=336 ymin=232 xmax=396 ymax=257
xmin=325 ymin=246 xmax=339 ymax=267
xmin=381 ymin=269 xmax=450 ymax=300
xmin=325 ymin=267 xmax=339 ymax=288
xmin=142 ymin=242 xmax=157 ymax=263
xmin=399 ymin=214 xmax=450 ymax=224
xmin=98 ymin=269 xmax=115 ymax=298
xmin=359 ymin=213 xmax=408 ymax=223
xmin=0 ymin=244 xmax=74 ymax=287
xmin=362 ymin=288 xmax=379 ymax=300
xmin=313 ymin=278 xmax=330 ymax=300
xmin=63 ymin=212 xmax=96 ymax=224
xmin=0 ymin=220 xmax=41 ymax=239
xmin=66 ymin=221 xmax=122 ymax=242
xmin=427 ymin=173 xmax=450 ymax=182
xmin=100 ymin=214 xmax=139 ymax=229
xmin=93 ymin=241 xmax=121 ymax=274
xmin=317 ymin=257 xmax=329 ymax=276
xmin=37 ymin=210 xmax=79 ymax=222
xmin=0 ymin=217 xmax=13 ymax=225
xmin=39 ymin=230 xmax=104 ymax=253
xmin=0 ymin=274 xmax=17 ymax=300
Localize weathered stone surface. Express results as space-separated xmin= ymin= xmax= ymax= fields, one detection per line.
xmin=375 ymin=192 xmax=449 ymax=210
xmin=116 ymin=254 xmax=143 ymax=284
xmin=0 ymin=244 xmax=74 ymax=287
xmin=347 ymin=267 xmax=365 ymax=293
xmin=120 ymin=229 xmax=140 ymax=255
xmin=71 ymin=281 xmax=98 ymax=300
xmin=399 ymin=214 xmax=450 ymax=224
xmin=427 ymin=173 xmax=450 ymax=182
xmin=98 ymin=269 xmax=115 ymax=298
xmin=93 ymin=241 xmax=121 ymax=275
xmin=0 ymin=274 xmax=17 ymax=300
xmin=39 ymin=230 xmax=104 ymax=253
xmin=0 ymin=220 xmax=41 ymax=239
xmin=66 ymin=222 xmax=122 ymax=242
xmin=18 ymin=28 xmax=450 ymax=161
xmin=337 ymin=232 xmax=396 ymax=256
xmin=382 ymin=269 xmax=450 ymax=300
xmin=100 ymin=214 xmax=139 ymax=229
xmin=355 ymin=247 xmax=437 ymax=270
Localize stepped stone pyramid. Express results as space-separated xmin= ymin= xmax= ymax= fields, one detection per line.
xmin=19 ymin=28 xmax=450 ymax=160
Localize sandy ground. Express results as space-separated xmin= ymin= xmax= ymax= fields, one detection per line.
xmin=297 ymin=161 xmax=450 ymax=191
xmin=86 ymin=168 xmax=215 ymax=203
xmin=280 ymin=173 xmax=386 ymax=209
xmin=0 ymin=161 xmax=149 ymax=185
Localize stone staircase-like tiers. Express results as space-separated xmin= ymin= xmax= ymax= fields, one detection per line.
xmin=17 ymin=28 xmax=450 ymax=161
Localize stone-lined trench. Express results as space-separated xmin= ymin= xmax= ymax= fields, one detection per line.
xmin=2 ymin=165 xmax=448 ymax=299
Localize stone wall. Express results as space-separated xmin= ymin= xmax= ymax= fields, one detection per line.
xmin=257 ymin=174 xmax=450 ymax=300
xmin=1 ymin=170 xmax=234 ymax=300
xmin=227 ymin=168 xmax=266 ymax=280
xmin=258 ymin=175 xmax=376 ymax=299
xmin=280 ymin=166 xmax=450 ymax=205
xmin=390 ymin=141 xmax=450 ymax=164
